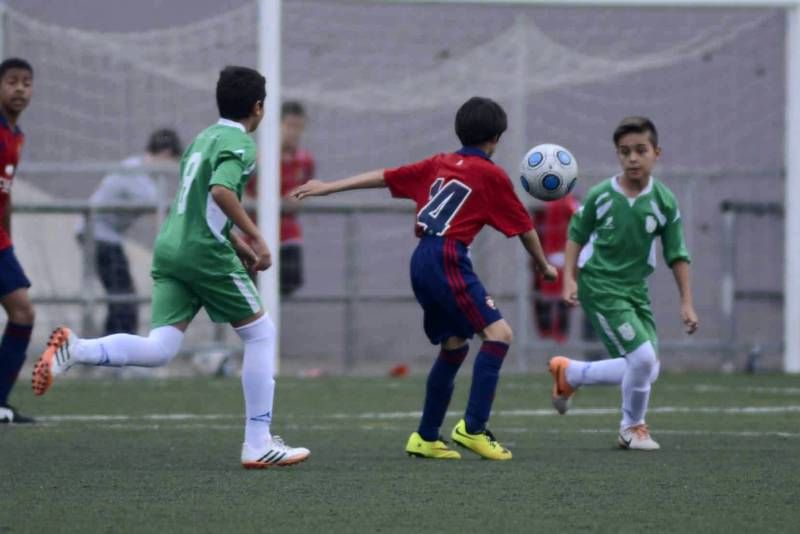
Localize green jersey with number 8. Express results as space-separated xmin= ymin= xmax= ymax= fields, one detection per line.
xmin=153 ymin=119 xmax=256 ymax=277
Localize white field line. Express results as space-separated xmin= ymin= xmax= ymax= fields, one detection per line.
xmin=34 ymin=404 xmax=800 ymax=424
xmin=27 ymin=422 xmax=800 ymax=439
xmin=503 ymin=383 xmax=800 ymax=395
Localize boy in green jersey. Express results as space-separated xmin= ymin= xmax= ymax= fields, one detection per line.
xmin=549 ymin=117 xmax=699 ymax=450
xmin=32 ymin=66 xmax=309 ymax=468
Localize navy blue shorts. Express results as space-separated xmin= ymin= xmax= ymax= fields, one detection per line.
xmin=410 ymin=236 xmax=502 ymax=345
xmin=0 ymin=246 xmax=31 ymax=299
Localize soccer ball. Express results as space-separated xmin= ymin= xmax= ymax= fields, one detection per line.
xmin=519 ymin=144 xmax=579 ymax=201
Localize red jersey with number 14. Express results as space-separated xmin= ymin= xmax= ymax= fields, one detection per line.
xmin=384 ymin=148 xmax=533 ymax=246
xmin=0 ymin=115 xmax=25 ymax=251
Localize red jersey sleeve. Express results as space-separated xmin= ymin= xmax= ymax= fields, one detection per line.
xmin=384 ymin=155 xmax=438 ymax=200
xmin=487 ymin=169 xmax=534 ymax=237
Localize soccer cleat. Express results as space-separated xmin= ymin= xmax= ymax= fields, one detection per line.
xmin=405 ymin=432 xmax=461 ymax=459
xmin=241 ymin=436 xmax=310 ymax=469
xmin=31 ymin=326 xmax=79 ymax=396
xmin=450 ymin=419 xmax=512 ymax=460
xmin=618 ymin=424 xmax=660 ymax=451
xmin=548 ymin=355 xmax=576 ymax=415
xmin=0 ymin=405 xmax=35 ymax=424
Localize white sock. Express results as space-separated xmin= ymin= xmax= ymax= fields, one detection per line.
xmin=75 ymin=326 xmax=183 ymax=367
xmin=236 ymin=314 xmax=276 ymax=448
xmin=620 ymin=341 xmax=657 ymax=429
xmin=565 ymin=358 xmax=627 ymax=387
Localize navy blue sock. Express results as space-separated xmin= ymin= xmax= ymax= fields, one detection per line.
xmin=465 ymin=341 xmax=508 ymax=434
xmin=417 ymin=344 xmax=469 ymax=441
xmin=0 ymin=322 xmax=33 ymax=405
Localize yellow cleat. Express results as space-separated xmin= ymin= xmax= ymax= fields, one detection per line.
xmin=405 ymin=432 xmax=461 ymax=459
xmin=450 ymin=419 xmax=512 ymax=460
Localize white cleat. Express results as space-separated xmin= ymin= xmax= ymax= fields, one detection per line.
xmin=618 ymin=424 xmax=660 ymax=451
xmin=32 ymin=326 xmax=80 ymax=396
xmin=241 ymin=436 xmax=310 ymax=469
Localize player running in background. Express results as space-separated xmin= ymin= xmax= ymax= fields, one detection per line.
xmin=550 ymin=116 xmax=699 ymax=450
xmin=0 ymin=58 xmax=35 ymax=424
xmin=32 ymin=66 xmax=310 ymax=468
xmin=293 ymin=97 xmax=557 ymax=460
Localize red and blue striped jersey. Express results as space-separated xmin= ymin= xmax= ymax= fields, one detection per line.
xmin=384 ymin=147 xmax=533 ymax=246
xmin=0 ymin=115 xmax=25 ymax=251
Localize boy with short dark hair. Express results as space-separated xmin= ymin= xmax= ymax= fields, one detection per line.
xmin=33 ymin=66 xmax=310 ymax=468
xmin=293 ymin=96 xmax=556 ymax=460
xmin=549 ymin=116 xmax=699 ymax=450
xmin=0 ymin=57 xmax=35 ymax=424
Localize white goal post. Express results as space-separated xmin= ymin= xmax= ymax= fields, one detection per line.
xmin=384 ymin=0 xmax=800 ymax=373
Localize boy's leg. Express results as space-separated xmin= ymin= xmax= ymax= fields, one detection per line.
xmin=417 ymin=336 xmax=468 ymax=441
xmin=0 ymin=287 xmax=34 ymax=422
xmin=193 ymin=268 xmax=309 ymax=468
xmin=31 ymin=275 xmax=197 ymax=396
xmin=465 ymin=319 xmax=511 ymax=434
xmin=0 ymin=246 xmax=34 ymax=422
xmin=233 ymin=313 xmax=310 ymax=468
xmin=96 ymin=242 xmax=138 ymax=335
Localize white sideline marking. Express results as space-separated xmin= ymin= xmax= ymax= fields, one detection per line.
xmin=34 ymin=404 xmax=800 ymax=424
xmin=32 ymin=422 xmax=800 ymax=439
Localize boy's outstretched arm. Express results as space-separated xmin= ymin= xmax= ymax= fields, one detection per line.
xmin=562 ymin=240 xmax=581 ymax=307
xmin=519 ymin=229 xmax=558 ymax=281
xmin=671 ymin=260 xmax=699 ymax=334
xmin=291 ymin=170 xmax=386 ymax=200
xmin=211 ymin=185 xmax=272 ymax=272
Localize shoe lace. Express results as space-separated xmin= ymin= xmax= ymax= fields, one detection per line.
xmin=631 ymin=424 xmax=650 ymax=439
xmin=271 ymin=435 xmax=288 ymax=451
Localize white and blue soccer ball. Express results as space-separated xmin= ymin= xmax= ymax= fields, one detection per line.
xmin=519 ymin=143 xmax=579 ymax=201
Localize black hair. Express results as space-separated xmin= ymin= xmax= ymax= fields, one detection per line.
xmin=613 ymin=116 xmax=659 ymax=148
xmin=281 ymin=100 xmax=305 ymax=119
xmin=454 ymin=96 xmax=507 ymax=147
xmin=0 ymin=58 xmax=33 ymax=81
xmin=216 ymin=66 xmax=266 ymax=120
xmin=146 ymin=128 xmax=182 ymax=157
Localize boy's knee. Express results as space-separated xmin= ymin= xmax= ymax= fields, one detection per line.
xmin=483 ymin=320 xmax=513 ymax=345
xmin=9 ymin=302 xmax=35 ymax=325
xmin=627 ymin=341 xmax=657 ymax=374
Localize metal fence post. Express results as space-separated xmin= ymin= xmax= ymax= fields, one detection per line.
xmin=343 ymin=210 xmax=359 ymax=372
xmin=81 ymin=206 xmax=98 ymax=337
xmin=720 ymin=204 xmax=737 ymax=371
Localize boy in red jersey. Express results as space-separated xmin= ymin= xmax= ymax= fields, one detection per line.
xmin=245 ymin=101 xmax=314 ymax=295
xmin=0 ymin=58 xmax=34 ymax=424
xmin=293 ymin=97 xmax=556 ymax=460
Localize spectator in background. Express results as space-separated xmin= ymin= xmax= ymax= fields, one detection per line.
xmin=76 ymin=128 xmax=182 ymax=335
xmin=245 ymin=101 xmax=315 ymax=296
xmin=530 ymin=194 xmax=579 ymax=343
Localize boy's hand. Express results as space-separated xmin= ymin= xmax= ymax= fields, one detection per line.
xmin=681 ymin=302 xmax=699 ymax=334
xmin=540 ymin=263 xmax=558 ymax=282
xmin=249 ymin=237 xmax=273 ymax=272
xmin=230 ymin=233 xmax=259 ymax=273
xmin=562 ymin=276 xmax=579 ymax=307
xmin=291 ymin=180 xmax=330 ymax=200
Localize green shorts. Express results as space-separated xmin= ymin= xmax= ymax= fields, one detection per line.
xmin=150 ymin=268 xmax=262 ymax=327
xmin=579 ymin=287 xmax=657 ymax=358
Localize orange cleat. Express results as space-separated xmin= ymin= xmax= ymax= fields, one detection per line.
xmin=548 ymin=356 xmax=576 ymax=415
xmin=32 ymin=326 xmax=77 ymax=396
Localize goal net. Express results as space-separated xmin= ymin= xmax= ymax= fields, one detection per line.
xmin=5 ymin=0 xmax=788 ymax=373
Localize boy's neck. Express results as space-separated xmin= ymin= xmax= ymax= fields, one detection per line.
xmin=618 ymin=174 xmax=650 ymax=197
xmin=0 ymin=105 xmax=19 ymax=129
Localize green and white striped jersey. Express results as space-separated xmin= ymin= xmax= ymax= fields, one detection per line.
xmin=153 ymin=119 xmax=256 ymax=278
xmin=568 ymin=175 xmax=690 ymax=298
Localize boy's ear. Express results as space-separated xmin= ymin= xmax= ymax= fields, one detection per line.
xmin=253 ymin=100 xmax=264 ymax=117
xmin=654 ymin=146 xmax=662 ymax=158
